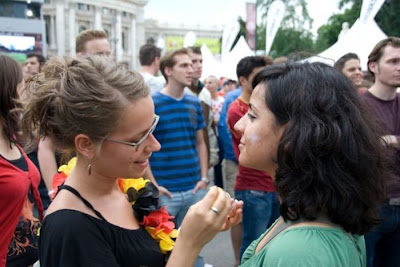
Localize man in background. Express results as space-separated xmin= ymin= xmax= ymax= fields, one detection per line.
xmin=24 ymin=53 xmax=46 ymax=77
xmin=75 ymin=29 xmax=110 ymax=57
xmin=139 ymin=43 xmax=164 ymax=93
xmin=227 ymin=56 xmax=278 ymax=262
xmin=362 ymin=37 xmax=400 ymax=267
xmin=334 ymin=52 xmax=366 ymax=93
xmin=185 ymin=46 xmax=219 ymax=176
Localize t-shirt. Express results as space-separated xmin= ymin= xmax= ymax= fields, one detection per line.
xmin=211 ymin=96 xmax=225 ymax=125
xmin=140 ymin=72 xmax=164 ymax=94
xmin=361 ymin=91 xmax=400 ymax=198
xmin=218 ymin=88 xmax=242 ymax=162
xmin=0 ymin=145 xmax=42 ymax=267
xmin=241 ymin=219 xmax=366 ymax=267
xmin=227 ymin=98 xmax=275 ymax=192
xmin=39 ymin=210 xmax=164 ymax=267
xmin=150 ymin=92 xmax=205 ymax=192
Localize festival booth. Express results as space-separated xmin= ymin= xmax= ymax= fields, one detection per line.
xmin=305 ymin=19 xmax=387 ymax=70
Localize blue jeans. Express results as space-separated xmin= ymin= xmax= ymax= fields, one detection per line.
xmin=365 ymin=204 xmax=400 ymax=267
xmin=159 ymin=188 xmax=206 ymax=228
xmin=160 ymin=188 xmax=206 ymax=267
xmin=235 ymin=190 xmax=280 ymax=259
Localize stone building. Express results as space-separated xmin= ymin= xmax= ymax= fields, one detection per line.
xmin=43 ymin=0 xmax=147 ymax=68
xmin=41 ymin=0 xmax=222 ymax=69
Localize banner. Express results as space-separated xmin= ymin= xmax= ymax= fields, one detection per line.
xmin=246 ymin=2 xmax=257 ymax=50
xmin=265 ymin=0 xmax=285 ymax=54
xmin=183 ymin=31 xmax=196 ymax=48
xmin=360 ymin=0 xmax=385 ymax=24
xmin=166 ymin=36 xmax=221 ymax=54
xmin=221 ymin=21 xmax=240 ymax=61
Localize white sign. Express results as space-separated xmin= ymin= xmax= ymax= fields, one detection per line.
xmin=360 ymin=0 xmax=385 ymax=24
xmin=221 ymin=21 xmax=240 ymax=61
xmin=265 ymin=0 xmax=286 ymax=54
xmin=183 ymin=31 xmax=196 ymax=48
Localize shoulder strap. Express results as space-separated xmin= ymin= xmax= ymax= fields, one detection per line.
xmin=58 ymin=185 xmax=107 ymax=221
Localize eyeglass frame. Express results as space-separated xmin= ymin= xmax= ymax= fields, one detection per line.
xmin=103 ymin=115 xmax=159 ymax=151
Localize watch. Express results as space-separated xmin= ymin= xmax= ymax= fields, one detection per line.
xmin=201 ymin=177 xmax=210 ymax=184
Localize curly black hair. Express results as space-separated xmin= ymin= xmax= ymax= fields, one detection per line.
xmin=252 ymin=62 xmax=387 ymax=235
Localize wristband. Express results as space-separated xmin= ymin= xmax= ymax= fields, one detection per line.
xmin=47 ymin=189 xmax=54 ymax=196
xmin=201 ymin=177 xmax=210 ymax=184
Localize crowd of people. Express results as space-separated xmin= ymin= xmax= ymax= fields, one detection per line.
xmin=0 ymin=27 xmax=399 ymax=267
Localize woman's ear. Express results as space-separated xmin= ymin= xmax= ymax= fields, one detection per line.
xmin=75 ymin=134 xmax=96 ymax=159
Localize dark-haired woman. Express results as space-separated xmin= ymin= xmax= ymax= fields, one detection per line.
xmin=0 ymin=55 xmax=43 ymax=267
xmin=235 ymin=62 xmax=386 ymax=266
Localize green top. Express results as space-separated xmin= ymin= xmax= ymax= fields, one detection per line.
xmin=240 ymin=218 xmax=366 ymax=267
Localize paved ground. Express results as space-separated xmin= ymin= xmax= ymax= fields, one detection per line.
xmin=201 ymin=229 xmax=236 ymax=267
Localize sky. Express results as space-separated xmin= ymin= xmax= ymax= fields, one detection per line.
xmin=144 ymin=0 xmax=342 ymax=36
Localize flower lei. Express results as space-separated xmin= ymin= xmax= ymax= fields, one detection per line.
xmin=52 ymin=157 xmax=178 ymax=254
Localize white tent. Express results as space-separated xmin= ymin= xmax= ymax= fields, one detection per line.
xmin=305 ymin=19 xmax=387 ymax=70
xmin=200 ymin=44 xmax=222 ymax=79
xmin=201 ymin=36 xmax=254 ymax=81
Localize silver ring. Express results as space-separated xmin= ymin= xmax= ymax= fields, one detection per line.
xmin=210 ymin=206 xmax=221 ymax=215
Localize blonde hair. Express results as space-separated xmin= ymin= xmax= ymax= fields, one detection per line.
xmin=22 ymin=56 xmax=149 ymax=156
xmin=76 ymin=29 xmax=108 ymax=54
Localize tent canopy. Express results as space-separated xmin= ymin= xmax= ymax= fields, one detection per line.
xmin=305 ymin=19 xmax=387 ymax=70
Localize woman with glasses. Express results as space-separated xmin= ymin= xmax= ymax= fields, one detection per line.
xmin=22 ymin=56 xmax=242 ymax=267
xmin=234 ymin=62 xmax=387 ymax=266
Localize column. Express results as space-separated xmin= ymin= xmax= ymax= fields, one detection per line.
xmin=68 ymin=4 xmax=76 ymax=57
xmin=94 ymin=6 xmax=102 ymax=30
xmin=136 ymin=7 xmax=145 ymax=49
xmin=49 ymin=15 xmax=56 ymax=50
xmin=55 ymin=0 xmax=65 ymax=56
xmin=130 ymin=14 xmax=136 ymax=69
xmin=115 ymin=11 xmax=122 ymax=62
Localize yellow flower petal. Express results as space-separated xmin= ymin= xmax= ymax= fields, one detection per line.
xmin=58 ymin=157 xmax=77 ymax=176
xmin=169 ymin=229 xmax=179 ymax=238
xmin=119 ymin=178 xmax=149 ymax=193
xmin=160 ymin=239 xmax=175 ymax=253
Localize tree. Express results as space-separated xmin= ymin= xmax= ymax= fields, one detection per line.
xmin=255 ymin=0 xmax=315 ymax=56
xmin=256 ymin=0 xmax=313 ymax=30
xmin=269 ymin=28 xmax=314 ymax=58
xmin=375 ymin=0 xmax=400 ymax=37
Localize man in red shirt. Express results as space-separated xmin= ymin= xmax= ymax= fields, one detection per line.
xmin=227 ymin=56 xmax=278 ymax=261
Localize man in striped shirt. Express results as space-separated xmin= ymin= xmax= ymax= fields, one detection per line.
xmin=145 ymin=48 xmax=209 ymax=228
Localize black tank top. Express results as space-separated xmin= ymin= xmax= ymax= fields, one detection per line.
xmin=39 ymin=185 xmax=165 ymax=267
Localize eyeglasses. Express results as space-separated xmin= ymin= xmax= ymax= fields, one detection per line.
xmin=104 ymin=115 xmax=159 ymax=151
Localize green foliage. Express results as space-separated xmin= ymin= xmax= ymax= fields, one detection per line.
xmin=230 ymin=16 xmax=247 ymax=51
xmin=375 ymin=0 xmax=400 ymax=37
xmin=256 ymin=0 xmax=312 ymax=30
xmin=314 ymin=2 xmax=361 ymax=52
xmin=255 ymin=0 xmax=315 ymax=56
xmin=269 ymin=28 xmax=315 ymax=58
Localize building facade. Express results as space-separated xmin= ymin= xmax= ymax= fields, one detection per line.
xmin=0 ymin=0 xmax=46 ymax=62
xmin=41 ymin=0 xmax=222 ymax=69
xmin=42 ymin=0 xmax=147 ymax=68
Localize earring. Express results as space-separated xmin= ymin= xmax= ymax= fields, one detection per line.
xmin=87 ymin=163 xmax=92 ymax=175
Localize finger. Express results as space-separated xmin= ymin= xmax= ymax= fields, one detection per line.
xmin=211 ymin=188 xmax=232 ymax=217
xmin=200 ymin=186 xmax=220 ymax=207
xmin=192 ymin=185 xmax=199 ymax=194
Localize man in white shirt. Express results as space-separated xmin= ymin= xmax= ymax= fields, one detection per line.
xmin=139 ymin=44 xmax=164 ymax=94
